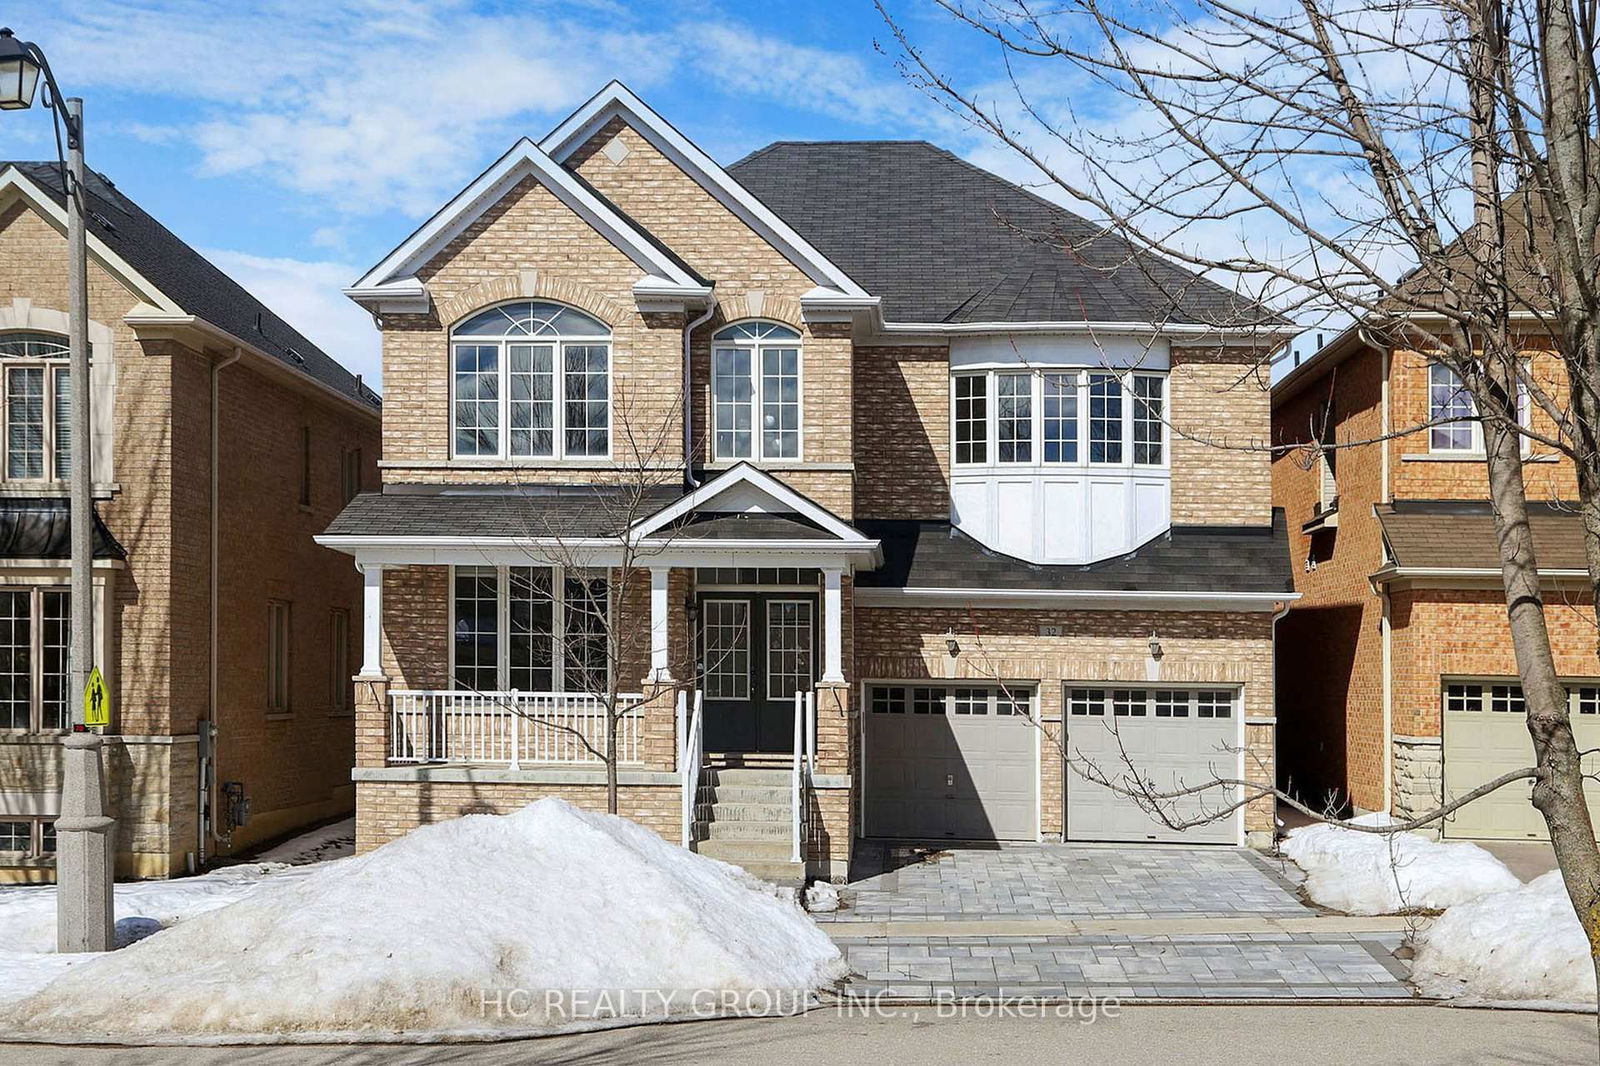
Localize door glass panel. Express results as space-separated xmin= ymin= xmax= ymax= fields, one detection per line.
xmin=702 ymin=600 xmax=750 ymax=700
xmin=765 ymin=600 xmax=812 ymax=700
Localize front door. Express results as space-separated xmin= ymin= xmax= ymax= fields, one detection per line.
xmin=699 ymin=593 xmax=816 ymax=754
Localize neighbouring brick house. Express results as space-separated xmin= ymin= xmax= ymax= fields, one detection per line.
xmin=1273 ymin=331 xmax=1600 ymax=840
xmin=0 ymin=162 xmax=381 ymax=881
xmin=322 ymin=83 xmax=1296 ymax=881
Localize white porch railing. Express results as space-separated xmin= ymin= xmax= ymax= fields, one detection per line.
xmin=678 ymin=690 xmax=704 ymax=848
xmin=389 ymin=690 xmax=644 ymax=768
xmin=791 ymin=689 xmax=817 ymax=864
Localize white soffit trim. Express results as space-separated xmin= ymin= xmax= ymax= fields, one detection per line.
xmin=347 ymin=137 xmax=704 ymax=301
xmin=630 ymin=462 xmax=869 ymax=544
xmin=540 ymin=82 xmax=870 ymax=298
xmin=855 ymin=587 xmax=1301 ymax=611
xmin=0 ymin=168 xmax=182 ymax=314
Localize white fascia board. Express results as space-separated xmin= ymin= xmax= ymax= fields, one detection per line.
xmin=540 ymin=82 xmax=869 ymax=298
xmin=630 ymin=462 xmax=864 ymax=542
xmin=854 ymin=586 xmax=1301 ymax=612
xmin=313 ymin=532 xmax=879 ymax=571
xmin=0 ymin=169 xmax=182 ymax=315
xmin=873 ymin=315 xmax=1300 ymax=343
xmin=342 ymin=279 xmax=430 ymax=315
xmin=347 ymin=137 xmax=701 ymax=302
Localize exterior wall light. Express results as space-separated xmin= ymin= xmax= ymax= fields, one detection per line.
xmin=1148 ymin=632 xmax=1164 ymax=660
xmin=945 ymin=628 xmax=961 ymax=658
xmin=0 ymin=30 xmax=42 ymax=111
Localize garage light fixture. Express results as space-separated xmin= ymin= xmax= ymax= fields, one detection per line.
xmin=944 ymin=628 xmax=961 ymax=658
xmin=1148 ymin=632 xmax=1163 ymax=660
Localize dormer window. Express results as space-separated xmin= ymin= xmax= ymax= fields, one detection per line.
xmin=0 ymin=332 xmax=74 ymax=481
xmin=711 ymin=321 xmax=801 ymax=461
xmin=450 ymin=301 xmax=611 ymax=460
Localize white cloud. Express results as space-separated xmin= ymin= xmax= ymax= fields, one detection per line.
xmin=203 ymin=249 xmax=381 ymax=389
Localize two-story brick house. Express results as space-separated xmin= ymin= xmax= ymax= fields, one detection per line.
xmin=0 ymin=161 xmax=381 ymax=881
xmin=322 ymin=83 xmax=1296 ymax=880
xmin=1273 ymin=329 xmax=1600 ymax=840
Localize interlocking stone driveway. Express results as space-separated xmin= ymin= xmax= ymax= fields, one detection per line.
xmin=816 ymin=842 xmax=1310 ymax=922
xmin=819 ymin=844 xmax=1418 ymax=1003
xmin=836 ymin=932 xmax=1413 ymax=1001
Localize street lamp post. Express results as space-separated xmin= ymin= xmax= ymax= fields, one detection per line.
xmin=0 ymin=27 xmax=114 ymax=953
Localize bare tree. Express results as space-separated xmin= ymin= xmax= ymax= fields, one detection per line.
xmin=877 ymin=0 xmax=1600 ymax=997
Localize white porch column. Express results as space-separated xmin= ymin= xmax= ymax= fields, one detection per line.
xmin=649 ymin=566 xmax=673 ymax=682
xmin=821 ymin=567 xmax=845 ymax=683
xmin=358 ymin=564 xmax=385 ymax=678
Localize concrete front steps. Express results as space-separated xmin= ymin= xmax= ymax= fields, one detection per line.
xmin=692 ymin=767 xmax=804 ymax=886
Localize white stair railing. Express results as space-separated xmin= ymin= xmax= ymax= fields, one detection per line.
xmin=791 ymin=690 xmax=817 ymax=866
xmin=679 ymin=690 xmax=704 ymax=848
xmin=388 ymin=690 xmax=643 ymax=765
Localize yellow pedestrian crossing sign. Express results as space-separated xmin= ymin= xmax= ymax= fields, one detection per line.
xmin=83 ymin=666 xmax=110 ymax=727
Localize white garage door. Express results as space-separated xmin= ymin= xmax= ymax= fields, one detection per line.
xmin=864 ymin=684 xmax=1038 ymax=840
xmin=1065 ymin=686 xmax=1242 ymax=844
xmin=1443 ymin=680 xmax=1600 ymax=841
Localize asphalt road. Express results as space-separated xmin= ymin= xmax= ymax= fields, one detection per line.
xmin=0 ymin=1005 xmax=1591 ymax=1066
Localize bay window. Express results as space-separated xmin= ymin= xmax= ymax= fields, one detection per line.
xmin=450 ymin=302 xmax=611 ymax=460
xmin=0 ymin=332 xmax=74 ymax=481
xmin=952 ymin=369 xmax=1167 ymax=469
xmin=453 ymin=566 xmax=610 ymax=693
xmin=711 ymin=321 xmax=801 ymax=461
xmin=0 ymin=586 xmax=69 ymax=731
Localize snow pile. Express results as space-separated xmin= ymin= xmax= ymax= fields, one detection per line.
xmin=1280 ymin=816 xmax=1520 ymax=914
xmin=3 ymin=799 xmax=844 ymax=1042
xmin=803 ymin=881 xmax=841 ymax=913
xmin=1413 ymin=871 xmax=1594 ymax=1005
xmin=251 ymin=817 xmax=355 ymax=865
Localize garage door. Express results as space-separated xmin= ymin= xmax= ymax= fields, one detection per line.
xmin=1443 ymin=680 xmax=1600 ymax=840
xmin=1065 ymin=687 xmax=1242 ymax=844
xmin=864 ymin=684 xmax=1038 ymax=840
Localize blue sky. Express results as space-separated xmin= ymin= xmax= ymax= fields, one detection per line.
xmin=0 ymin=1 xmax=1032 ymax=387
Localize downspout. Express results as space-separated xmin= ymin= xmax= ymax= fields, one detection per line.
xmin=1380 ymin=586 xmax=1394 ymax=813
xmin=202 ymin=347 xmax=241 ymax=861
xmin=1271 ymin=599 xmax=1291 ymax=839
xmin=682 ymin=303 xmax=716 ymax=488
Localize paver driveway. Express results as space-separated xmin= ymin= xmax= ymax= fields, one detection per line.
xmin=816 ymin=841 xmax=1311 ymax=923
xmin=820 ymin=843 xmax=1418 ymax=1003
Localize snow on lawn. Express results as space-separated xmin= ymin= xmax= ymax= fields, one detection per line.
xmin=1280 ymin=815 xmax=1520 ymax=915
xmin=1413 ymin=871 xmax=1595 ymax=1005
xmin=250 ymin=816 xmax=355 ymax=866
xmin=2 ymin=799 xmax=845 ymax=1043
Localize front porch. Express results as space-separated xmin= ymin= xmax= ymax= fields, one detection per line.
xmin=319 ymin=466 xmax=880 ymax=880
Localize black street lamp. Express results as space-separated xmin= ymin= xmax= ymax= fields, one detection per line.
xmin=0 ymin=26 xmax=112 ymax=955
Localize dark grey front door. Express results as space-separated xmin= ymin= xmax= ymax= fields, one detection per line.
xmin=700 ymin=593 xmax=816 ymax=753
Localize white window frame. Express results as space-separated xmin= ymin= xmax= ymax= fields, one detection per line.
xmin=950 ymin=368 xmax=1169 ymax=473
xmin=0 ymin=585 xmax=69 ymax=732
xmin=0 ymin=333 xmax=73 ymax=483
xmin=449 ymin=302 xmax=613 ymax=462
xmin=1427 ymin=361 xmax=1530 ymax=456
xmin=448 ymin=565 xmax=611 ymax=694
xmin=1067 ymin=685 xmax=1236 ymax=720
xmin=701 ymin=597 xmax=752 ymax=702
xmin=0 ymin=816 xmax=55 ymax=860
xmin=709 ymin=321 xmax=804 ymax=462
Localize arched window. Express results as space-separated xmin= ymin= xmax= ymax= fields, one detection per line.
xmin=0 ymin=332 xmax=74 ymax=481
xmin=711 ymin=321 xmax=801 ymax=461
xmin=450 ymin=301 xmax=612 ymax=459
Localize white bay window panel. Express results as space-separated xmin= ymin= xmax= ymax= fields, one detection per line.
xmin=949 ymin=365 xmax=1171 ymax=565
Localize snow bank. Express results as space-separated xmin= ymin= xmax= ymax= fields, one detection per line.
xmin=1280 ymin=817 xmax=1520 ymax=915
xmin=3 ymin=799 xmax=844 ymax=1042
xmin=1413 ymin=871 xmax=1594 ymax=1004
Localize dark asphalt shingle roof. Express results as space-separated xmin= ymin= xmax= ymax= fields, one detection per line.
xmin=1378 ymin=499 xmax=1585 ymax=571
xmin=8 ymin=163 xmax=379 ymax=411
xmin=325 ymin=486 xmax=687 ymax=539
xmin=728 ymin=141 xmax=1284 ymax=328
xmin=855 ymin=513 xmax=1294 ymax=594
xmin=0 ymin=499 xmax=125 ymax=560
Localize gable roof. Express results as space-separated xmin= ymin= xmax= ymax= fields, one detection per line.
xmin=1376 ymin=499 xmax=1587 ymax=573
xmin=728 ymin=141 xmax=1287 ymax=329
xmin=629 ymin=462 xmax=874 ymax=548
xmin=540 ymin=82 xmax=871 ymax=300
xmin=4 ymin=163 xmax=379 ymax=411
xmin=349 ymin=136 xmax=710 ymax=310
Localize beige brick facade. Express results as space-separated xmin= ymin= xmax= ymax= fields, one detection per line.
xmin=0 ymin=181 xmax=379 ymax=881
xmin=348 ymin=104 xmax=1285 ymax=866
